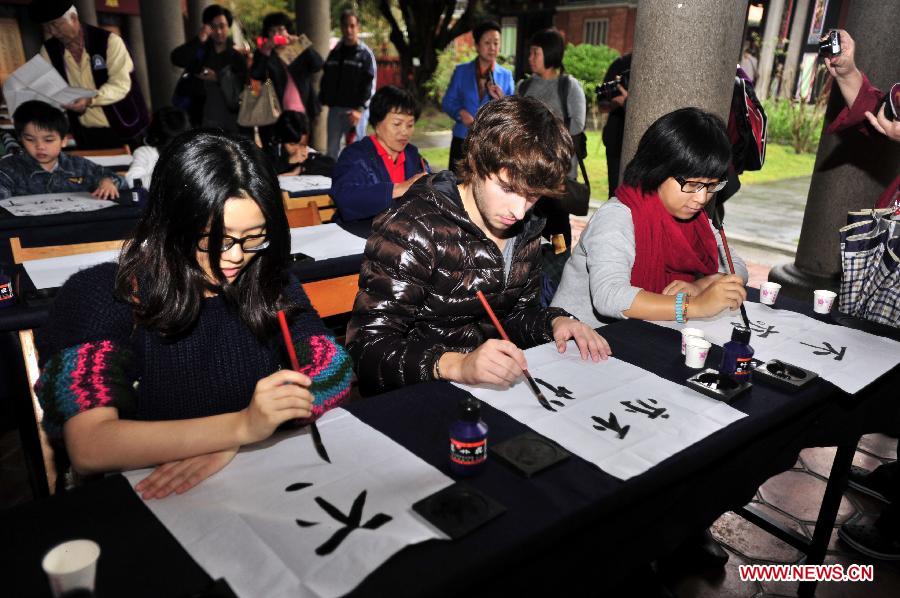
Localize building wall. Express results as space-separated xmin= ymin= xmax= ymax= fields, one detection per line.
xmin=555 ymin=5 xmax=636 ymax=54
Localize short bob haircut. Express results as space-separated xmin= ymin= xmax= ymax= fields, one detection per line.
xmin=262 ymin=11 xmax=292 ymax=37
xmin=202 ymin=4 xmax=233 ymax=27
xmin=274 ymin=110 xmax=310 ymax=144
xmin=144 ymin=106 xmax=191 ymax=150
xmin=472 ymin=20 xmax=501 ymax=45
xmin=529 ymin=28 xmax=566 ymax=71
xmin=116 ymin=130 xmax=294 ymax=339
xmin=369 ymin=86 xmax=421 ymax=127
xmin=13 ymin=100 xmax=68 ymax=137
xmin=458 ymin=95 xmax=573 ymax=200
xmin=623 ymin=107 xmax=731 ymax=192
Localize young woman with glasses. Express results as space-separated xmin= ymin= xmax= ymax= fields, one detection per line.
xmin=551 ymin=107 xmax=749 ymax=325
xmin=35 ymin=130 xmax=352 ymax=498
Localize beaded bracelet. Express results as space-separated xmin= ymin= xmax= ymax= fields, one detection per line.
xmin=675 ymin=292 xmax=686 ymax=324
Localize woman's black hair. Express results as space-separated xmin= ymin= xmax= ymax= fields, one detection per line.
xmin=369 ymin=86 xmax=420 ymax=127
xmin=472 ymin=20 xmax=501 ymax=45
xmin=274 ymin=110 xmax=309 ymax=144
xmin=202 ymin=4 xmax=233 ymax=27
xmin=144 ymin=107 xmax=191 ymax=151
xmin=116 ymin=129 xmax=293 ymax=339
xmin=623 ymin=107 xmax=732 ymax=192
xmin=262 ymin=12 xmax=293 ymax=37
xmin=529 ymin=28 xmax=565 ymax=70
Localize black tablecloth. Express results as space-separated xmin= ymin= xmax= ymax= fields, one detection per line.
xmin=3 ymin=291 xmax=895 ymax=597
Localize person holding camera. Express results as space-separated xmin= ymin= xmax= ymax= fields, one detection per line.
xmin=598 ymin=53 xmax=631 ymax=197
xmin=170 ymin=4 xmax=248 ymax=133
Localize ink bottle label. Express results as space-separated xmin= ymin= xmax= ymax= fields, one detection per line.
xmin=0 ymin=277 xmax=15 ymax=308
xmin=734 ymin=357 xmax=753 ymax=379
xmin=450 ymin=437 xmax=487 ymax=467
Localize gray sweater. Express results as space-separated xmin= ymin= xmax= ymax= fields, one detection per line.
xmin=517 ymin=74 xmax=586 ymax=178
xmin=551 ymin=198 xmax=749 ymax=326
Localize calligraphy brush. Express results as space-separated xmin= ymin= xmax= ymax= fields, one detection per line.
xmin=277 ymin=310 xmax=331 ymax=463
xmin=708 ymin=198 xmax=750 ymax=329
xmin=475 ymin=290 xmax=555 ymax=411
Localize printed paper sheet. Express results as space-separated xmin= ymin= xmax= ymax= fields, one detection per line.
xmin=24 ymin=250 xmax=119 ymax=290
xmin=290 ymin=222 xmax=367 ymax=260
xmin=455 ymin=342 xmax=746 ymax=480
xmin=124 ymin=409 xmax=452 ymax=598
xmin=0 ymin=192 xmax=116 ymax=216
xmin=653 ymin=302 xmax=900 ymax=394
xmin=279 ymin=174 xmax=332 ymax=194
xmin=2 ymin=55 xmax=95 ymax=114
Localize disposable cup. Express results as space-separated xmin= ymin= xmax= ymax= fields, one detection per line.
xmin=42 ymin=539 xmax=100 ymax=597
xmin=813 ymin=289 xmax=837 ymax=314
xmin=680 ymin=327 xmax=705 ymax=355
xmin=685 ymin=337 xmax=712 ymax=369
xmin=760 ymin=282 xmax=782 ymax=305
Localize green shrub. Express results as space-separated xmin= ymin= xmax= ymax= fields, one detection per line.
xmin=762 ymin=98 xmax=824 ymax=154
xmin=563 ymin=43 xmax=620 ymax=131
xmin=423 ymin=45 xmax=477 ymax=105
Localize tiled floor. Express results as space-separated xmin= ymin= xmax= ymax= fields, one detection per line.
xmin=665 ymin=433 xmax=900 ymax=597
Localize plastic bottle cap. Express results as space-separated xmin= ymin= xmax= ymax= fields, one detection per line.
xmin=731 ymin=327 xmax=751 ymax=344
xmin=458 ymin=396 xmax=481 ymax=422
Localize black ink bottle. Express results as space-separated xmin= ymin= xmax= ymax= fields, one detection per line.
xmin=449 ymin=396 xmax=488 ymax=476
xmin=719 ymin=327 xmax=754 ymax=382
xmin=0 ymin=268 xmax=15 ymax=309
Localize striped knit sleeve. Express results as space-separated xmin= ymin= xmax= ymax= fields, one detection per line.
xmin=35 ymin=340 xmax=137 ymax=438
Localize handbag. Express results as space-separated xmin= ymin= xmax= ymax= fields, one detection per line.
xmin=237 ymin=79 xmax=282 ymax=128
xmin=839 ymin=207 xmax=900 ymax=326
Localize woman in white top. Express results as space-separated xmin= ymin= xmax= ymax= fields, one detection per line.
xmin=126 ymin=107 xmax=191 ymax=188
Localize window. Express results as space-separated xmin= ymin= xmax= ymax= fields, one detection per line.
xmin=501 ymin=17 xmax=518 ymax=62
xmin=583 ymin=18 xmax=609 ymax=45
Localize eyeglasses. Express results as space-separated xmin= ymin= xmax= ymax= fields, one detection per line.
xmin=675 ymin=176 xmax=728 ymax=194
xmin=197 ymin=233 xmax=270 ymax=253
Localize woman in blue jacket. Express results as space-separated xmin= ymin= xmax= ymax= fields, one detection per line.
xmin=442 ymin=20 xmax=514 ymax=173
xmin=331 ymin=86 xmax=429 ymax=222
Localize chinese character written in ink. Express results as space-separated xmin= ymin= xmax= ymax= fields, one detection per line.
xmin=732 ymin=320 xmax=779 ymax=339
xmin=620 ymin=398 xmax=670 ymax=419
xmin=294 ymin=490 xmax=393 ymax=556
xmin=535 ymin=377 xmax=576 ymax=408
xmin=591 ymin=413 xmax=631 ymax=439
xmin=799 ymin=341 xmax=846 ymax=361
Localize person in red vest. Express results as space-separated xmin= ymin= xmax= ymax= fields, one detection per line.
xmin=29 ymin=0 xmax=149 ymax=150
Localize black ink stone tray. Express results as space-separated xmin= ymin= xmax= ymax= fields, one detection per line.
xmin=752 ymin=359 xmax=818 ymax=392
xmin=491 ymin=431 xmax=571 ymax=477
xmin=686 ymin=369 xmax=752 ymax=403
xmin=413 ymin=482 xmax=506 ymax=540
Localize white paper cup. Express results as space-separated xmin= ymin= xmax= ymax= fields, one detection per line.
xmin=759 ymin=282 xmax=782 ymax=305
xmin=685 ymin=337 xmax=712 ymax=369
xmin=680 ymin=327 xmax=705 ymax=355
xmin=813 ymin=289 xmax=837 ymax=314
xmin=42 ymin=539 xmax=100 ymax=597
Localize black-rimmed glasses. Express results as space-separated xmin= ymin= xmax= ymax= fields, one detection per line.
xmin=675 ymin=176 xmax=728 ymax=193
xmin=197 ymin=233 xmax=270 ymax=253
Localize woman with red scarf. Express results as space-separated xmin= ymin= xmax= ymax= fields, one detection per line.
xmin=552 ymin=107 xmax=748 ymax=325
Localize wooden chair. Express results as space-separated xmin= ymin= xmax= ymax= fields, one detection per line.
xmin=10 ymin=236 xmax=126 ymax=497
xmin=301 ymin=274 xmax=359 ymax=319
xmin=283 ymin=191 xmax=336 ymax=223
xmin=285 ymin=201 xmax=322 ymax=228
xmin=67 ymin=144 xmax=132 ymax=157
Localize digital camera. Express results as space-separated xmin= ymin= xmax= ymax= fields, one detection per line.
xmin=818 ymin=30 xmax=841 ymax=56
xmin=595 ymin=70 xmax=630 ymax=102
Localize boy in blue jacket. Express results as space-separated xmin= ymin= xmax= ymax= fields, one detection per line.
xmin=0 ymin=100 xmax=124 ymax=200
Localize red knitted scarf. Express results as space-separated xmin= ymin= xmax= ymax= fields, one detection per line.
xmin=615 ymin=184 xmax=719 ymax=294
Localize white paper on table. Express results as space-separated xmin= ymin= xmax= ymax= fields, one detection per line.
xmin=279 ymin=174 xmax=332 ymax=194
xmin=652 ymin=301 xmax=900 ymax=395
xmin=124 ymin=409 xmax=452 ymax=598
xmin=289 ymin=222 xmax=367 ymax=260
xmin=455 ymin=342 xmax=746 ymax=481
xmin=2 ymin=55 xmax=96 ymax=114
xmin=83 ymin=154 xmax=134 ymax=168
xmin=24 ymin=251 xmax=119 ymax=290
xmin=0 ymin=192 xmax=116 ymax=216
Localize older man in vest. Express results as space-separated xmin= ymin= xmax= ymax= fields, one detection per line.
xmin=29 ymin=0 xmax=149 ymax=150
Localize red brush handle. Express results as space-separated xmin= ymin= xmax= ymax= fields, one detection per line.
xmin=718 ymin=225 xmax=737 ymax=275
xmin=476 ymin=290 xmax=510 ymax=342
xmin=277 ymin=310 xmax=301 ymax=371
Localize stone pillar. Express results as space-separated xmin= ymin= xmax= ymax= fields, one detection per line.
xmin=770 ymin=1 xmax=900 ymax=298
xmin=619 ymin=0 xmax=747 ymax=178
xmin=295 ymin=0 xmax=331 ymax=152
xmin=73 ymin=0 xmax=97 ymax=26
xmin=139 ymin=0 xmax=186 ymax=112
xmin=126 ymin=15 xmax=152 ymax=113
xmin=187 ymin=0 xmax=213 ymax=39
xmin=780 ymin=0 xmax=811 ymax=99
xmin=755 ymin=0 xmax=786 ymax=101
